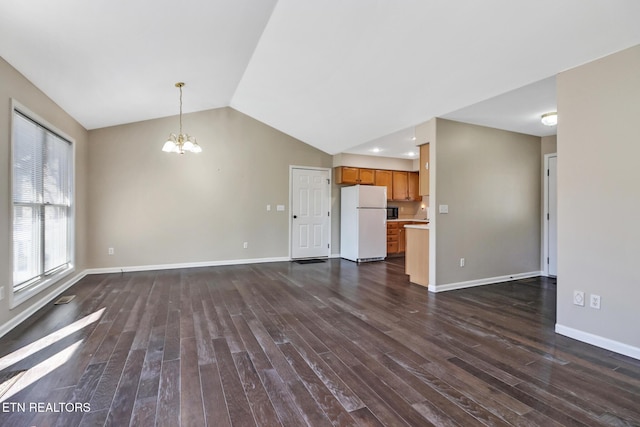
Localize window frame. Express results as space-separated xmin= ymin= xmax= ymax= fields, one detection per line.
xmin=9 ymin=99 xmax=76 ymax=308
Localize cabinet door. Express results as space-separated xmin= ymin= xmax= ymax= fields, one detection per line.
xmin=408 ymin=172 xmax=420 ymax=201
xmin=392 ymin=171 xmax=408 ymax=200
xmin=375 ymin=170 xmax=393 ymax=199
xmin=419 ymin=143 xmax=430 ymax=196
xmin=338 ymin=167 xmax=360 ymax=184
xmin=387 ymin=222 xmax=399 ymax=254
xmin=359 ymin=168 xmax=375 ymax=185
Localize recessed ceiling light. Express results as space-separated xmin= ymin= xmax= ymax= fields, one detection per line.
xmin=411 ymin=136 xmax=416 ymax=141
xmin=371 ymin=147 xmax=381 ymax=153
xmin=406 ymin=151 xmax=417 ymax=157
xmin=541 ymin=112 xmax=558 ymax=126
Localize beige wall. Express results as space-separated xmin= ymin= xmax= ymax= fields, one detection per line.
xmin=541 ymin=135 xmax=557 ymax=155
xmin=556 ymin=45 xmax=640 ymax=353
xmin=333 ymin=152 xmax=417 ymax=171
xmin=87 ymin=107 xmax=335 ymax=268
xmin=0 ymin=57 xmax=89 ymax=328
xmin=433 ymin=119 xmax=542 ymax=287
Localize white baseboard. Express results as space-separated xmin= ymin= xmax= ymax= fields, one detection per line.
xmin=330 ymin=253 xmax=341 ymax=259
xmin=555 ymin=324 xmax=640 ymax=360
xmin=84 ymin=256 xmax=291 ymax=275
xmin=428 ymin=271 xmax=543 ymax=293
xmin=0 ymin=271 xmax=87 ymax=339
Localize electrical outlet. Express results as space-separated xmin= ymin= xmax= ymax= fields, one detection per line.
xmin=573 ymin=290 xmax=585 ymax=306
xmin=459 ymin=258 xmax=465 ymax=267
xmin=243 ymin=242 xmax=248 ymax=249
xmin=108 ymin=247 xmax=114 ymax=255
xmin=590 ymin=294 xmax=601 ymax=309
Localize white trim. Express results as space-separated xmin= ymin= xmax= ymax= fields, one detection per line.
xmin=542 ymin=153 xmax=557 ymax=276
xmin=0 ymin=271 xmax=86 ymax=339
xmin=555 ymin=324 xmax=640 ymax=360
xmin=428 ymin=271 xmax=543 ymax=293
xmin=289 ymin=165 xmax=332 ymax=259
xmin=84 ymin=256 xmax=291 ymax=275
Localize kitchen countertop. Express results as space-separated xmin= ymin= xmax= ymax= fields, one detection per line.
xmin=404 ymin=224 xmax=430 ymax=229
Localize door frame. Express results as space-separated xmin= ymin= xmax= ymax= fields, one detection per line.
xmin=289 ymin=166 xmax=332 ymax=259
xmin=543 ymin=153 xmax=557 ymax=276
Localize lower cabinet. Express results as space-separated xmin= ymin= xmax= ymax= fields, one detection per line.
xmin=387 ymin=221 xmax=415 ymax=255
xmin=387 ymin=222 xmax=399 ymax=254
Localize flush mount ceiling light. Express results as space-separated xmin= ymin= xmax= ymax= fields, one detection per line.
xmin=541 ymin=111 xmax=558 ymax=126
xmin=162 ymin=82 xmax=202 ymax=154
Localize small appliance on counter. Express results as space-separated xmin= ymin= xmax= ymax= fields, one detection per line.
xmin=386 ymin=206 xmax=398 ymax=220
xmin=341 ymin=185 xmax=387 ymax=262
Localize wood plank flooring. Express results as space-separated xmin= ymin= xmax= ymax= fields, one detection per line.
xmin=0 ymin=258 xmax=639 ymax=426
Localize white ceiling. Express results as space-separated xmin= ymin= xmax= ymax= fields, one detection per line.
xmin=1 ymin=1 xmax=640 ymax=157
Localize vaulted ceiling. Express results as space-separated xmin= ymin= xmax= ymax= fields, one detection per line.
xmin=1 ymin=0 xmax=639 ymax=156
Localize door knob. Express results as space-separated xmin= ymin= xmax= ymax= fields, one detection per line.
xmin=293 ymin=215 xmax=297 ymax=219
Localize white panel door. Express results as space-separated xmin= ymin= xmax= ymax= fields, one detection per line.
xmin=291 ymin=168 xmax=330 ymax=259
xmin=548 ymin=156 xmax=558 ymax=276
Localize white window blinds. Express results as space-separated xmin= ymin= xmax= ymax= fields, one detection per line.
xmin=12 ymin=109 xmax=73 ymax=290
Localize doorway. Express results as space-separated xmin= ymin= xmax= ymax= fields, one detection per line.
xmin=290 ymin=167 xmax=331 ymax=259
xmin=544 ymin=154 xmax=558 ymax=276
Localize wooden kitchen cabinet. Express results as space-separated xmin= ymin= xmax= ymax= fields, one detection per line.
xmin=386 ymin=222 xmax=399 ymax=254
xmin=335 ymin=166 xmax=375 ymax=185
xmin=408 ymin=172 xmax=419 ymax=201
xmin=387 ymin=221 xmax=418 ymax=255
xmin=419 ymin=143 xmax=430 ymax=196
xmin=398 ymin=221 xmax=415 ymax=253
xmin=392 ymin=171 xmax=408 ymax=200
xmin=391 ymin=171 xmax=420 ymax=201
xmin=374 ymin=170 xmax=393 ymax=199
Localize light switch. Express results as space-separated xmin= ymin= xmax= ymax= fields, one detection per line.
xmin=277 ymin=205 xmax=285 ymax=211
xmin=439 ymin=204 xmax=449 ymax=214
xmin=266 ymin=205 xmax=271 ymax=211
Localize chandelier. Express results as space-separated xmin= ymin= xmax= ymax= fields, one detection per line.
xmin=162 ymin=82 xmax=202 ymax=154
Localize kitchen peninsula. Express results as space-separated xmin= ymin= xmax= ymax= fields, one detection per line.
xmin=404 ymin=223 xmax=429 ymax=287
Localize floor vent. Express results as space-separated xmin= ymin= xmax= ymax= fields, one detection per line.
xmin=294 ymin=259 xmax=327 ymax=264
xmin=54 ymin=295 xmax=76 ymax=305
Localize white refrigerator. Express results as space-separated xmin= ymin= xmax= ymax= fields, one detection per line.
xmin=340 ymin=185 xmax=387 ymax=262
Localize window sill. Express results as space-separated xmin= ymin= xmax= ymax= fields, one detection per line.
xmin=11 ymin=266 xmax=76 ymax=309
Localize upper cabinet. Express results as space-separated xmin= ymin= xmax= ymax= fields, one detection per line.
xmin=419 ymin=143 xmax=430 ymax=196
xmin=392 ymin=171 xmax=420 ymax=201
xmin=335 ymin=166 xmax=375 ymax=185
xmin=335 ymin=166 xmax=419 ymax=201
xmin=374 ymin=170 xmax=393 ymax=200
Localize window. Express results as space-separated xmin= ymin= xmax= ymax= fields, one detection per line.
xmin=12 ymin=104 xmax=74 ymax=297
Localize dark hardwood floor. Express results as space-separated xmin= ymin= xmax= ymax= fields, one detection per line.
xmin=1 ymin=258 xmax=639 ymax=426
